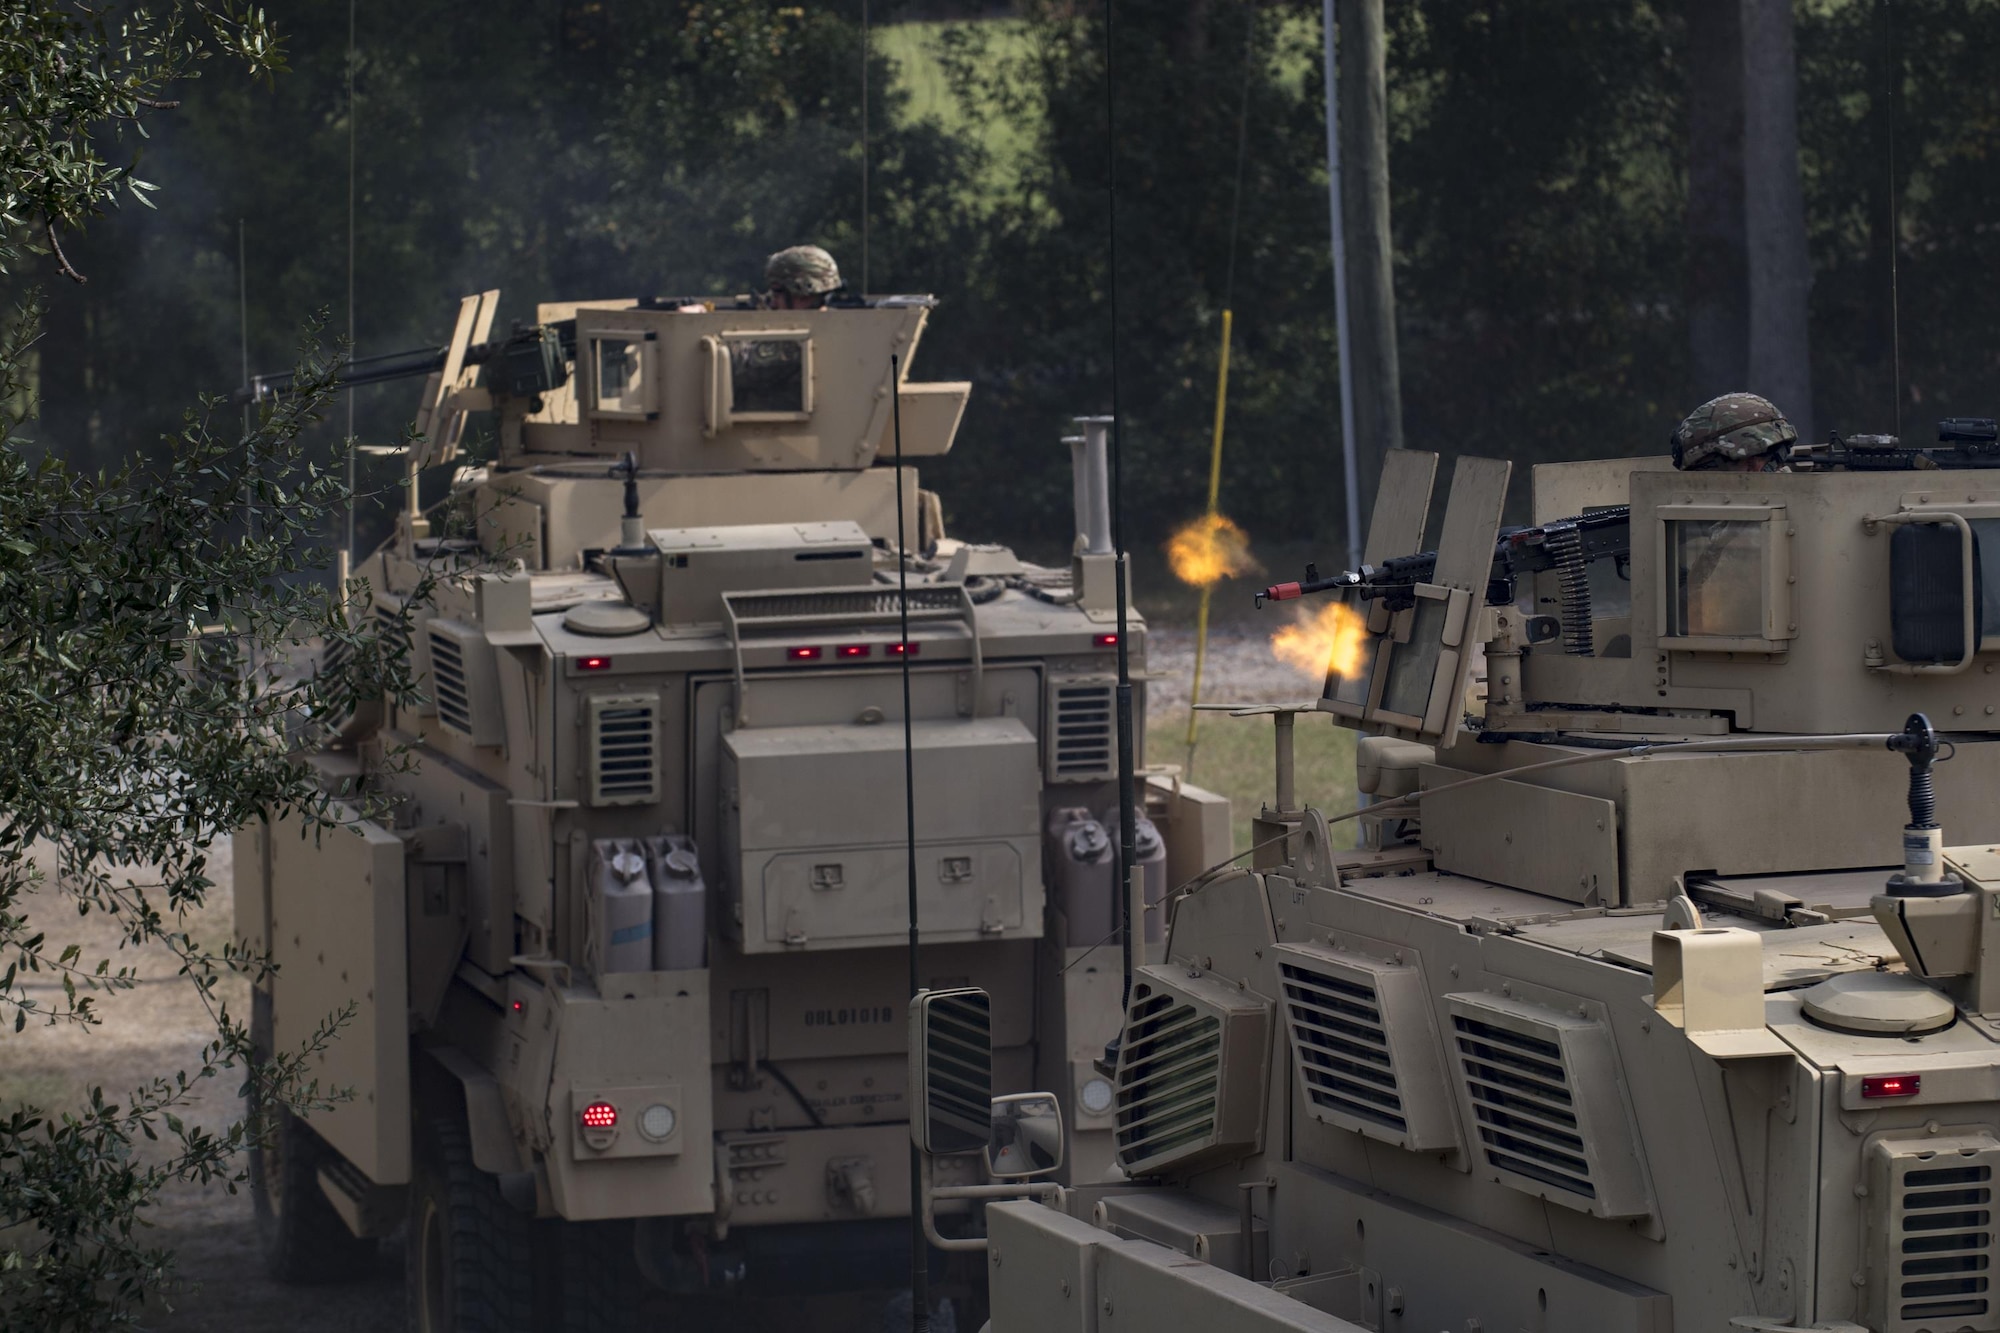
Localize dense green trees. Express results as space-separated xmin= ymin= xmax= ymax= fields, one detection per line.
xmin=23 ymin=1 xmax=2000 ymax=568
xmin=0 ymin=7 xmax=417 ymax=1325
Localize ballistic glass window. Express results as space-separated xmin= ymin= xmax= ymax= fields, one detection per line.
xmin=729 ymin=338 xmax=808 ymax=416
xmin=1668 ymin=519 xmax=1764 ymax=639
xmin=1976 ymin=519 xmax=2000 ymax=645
xmin=589 ymin=333 xmax=654 ymax=418
xmin=1323 ymin=595 xmax=1376 ymax=709
xmin=1381 ymin=598 xmax=1449 ymax=719
xmin=1326 ymin=648 xmax=1373 ymax=709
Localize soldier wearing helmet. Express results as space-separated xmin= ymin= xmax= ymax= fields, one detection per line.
xmin=764 ymin=244 xmax=843 ymax=310
xmin=1671 ymin=392 xmax=1799 ymax=472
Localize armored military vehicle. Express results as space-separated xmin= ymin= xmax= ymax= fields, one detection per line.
xmin=910 ymin=434 xmax=2000 ymax=1333
xmin=232 ymin=288 xmax=1230 ymax=1327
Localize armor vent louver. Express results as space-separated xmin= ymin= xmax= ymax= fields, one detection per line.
xmin=1277 ymin=944 xmax=1461 ymax=1153
xmin=1113 ymin=967 xmax=1271 ymax=1178
xmin=1282 ymin=962 xmax=1402 ymax=1131
xmin=1118 ymin=991 xmax=1221 ymax=1164
xmin=375 ymin=596 xmax=435 ymax=717
xmin=1870 ymin=1134 xmax=2000 ymax=1333
xmin=425 ymin=620 xmax=503 ymax=746
xmin=429 ymin=630 xmax=470 ymax=735
xmin=374 ymin=603 xmax=408 ymax=665
xmin=1453 ymin=1014 xmax=1593 ymax=1197
xmin=588 ymin=693 xmax=659 ymax=806
xmin=1444 ymin=992 xmax=1652 ymax=1221
xmin=1049 ymin=679 xmax=1116 ymax=781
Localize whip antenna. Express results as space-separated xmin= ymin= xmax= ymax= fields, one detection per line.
xmin=344 ymin=0 xmax=358 ymax=558
xmin=1099 ymin=0 xmax=1139 ymax=1076
xmin=861 ymin=0 xmax=871 ymax=297
xmin=893 ymin=356 xmax=927 ymax=1333
xmin=1882 ymin=0 xmax=1903 ymax=441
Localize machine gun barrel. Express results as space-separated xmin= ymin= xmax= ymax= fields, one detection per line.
xmin=1258 ymin=506 xmax=1630 ymax=614
xmin=233 ymin=320 xmax=575 ymax=405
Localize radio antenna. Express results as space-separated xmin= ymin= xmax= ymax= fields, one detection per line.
xmin=1882 ymin=0 xmax=1903 ymax=441
xmin=860 ymin=0 xmax=871 ymax=298
xmin=1102 ymin=0 xmax=1139 ymax=1075
xmin=344 ymin=0 xmax=358 ymax=558
xmin=893 ymin=358 xmax=926 ymax=1333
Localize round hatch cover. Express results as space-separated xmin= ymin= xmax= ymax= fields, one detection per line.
xmin=563 ymin=601 xmax=652 ymax=637
xmin=1800 ymin=971 xmax=1955 ymax=1036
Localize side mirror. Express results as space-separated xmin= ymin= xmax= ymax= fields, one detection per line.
xmin=985 ymin=1091 xmax=1065 ymax=1180
xmin=909 ymin=988 xmax=991 ymax=1155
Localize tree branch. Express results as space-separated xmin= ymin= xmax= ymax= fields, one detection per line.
xmin=45 ymin=222 xmax=85 ymax=284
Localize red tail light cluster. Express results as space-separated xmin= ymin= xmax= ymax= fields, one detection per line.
xmin=1861 ymin=1075 xmax=1920 ymax=1099
xmin=580 ymin=1101 xmax=619 ymax=1129
xmin=1094 ymin=633 xmax=1119 ymax=648
xmin=578 ymin=656 xmax=613 ymax=671
xmin=779 ymin=642 xmax=920 ymax=660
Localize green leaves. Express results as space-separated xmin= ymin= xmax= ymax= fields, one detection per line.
xmin=0 ymin=1 xmax=288 ymax=277
xmin=0 ymin=298 xmax=406 ymax=1324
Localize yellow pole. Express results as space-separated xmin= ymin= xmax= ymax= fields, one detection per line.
xmin=1184 ymin=309 xmax=1234 ymax=778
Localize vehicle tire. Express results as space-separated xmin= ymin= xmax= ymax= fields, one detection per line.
xmin=248 ymin=990 xmax=377 ymax=1284
xmin=541 ymin=1218 xmax=644 ymax=1333
xmin=407 ymin=1113 xmax=536 ymax=1332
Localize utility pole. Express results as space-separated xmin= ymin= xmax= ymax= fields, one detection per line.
xmin=1741 ymin=0 xmax=1814 ymax=441
xmin=1336 ymin=0 xmax=1402 ymax=519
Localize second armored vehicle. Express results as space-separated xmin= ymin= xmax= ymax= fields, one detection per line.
xmin=234 ymin=287 xmax=1230 ymax=1326
xmin=915 ymin=436 xmax=2000 ymax=1333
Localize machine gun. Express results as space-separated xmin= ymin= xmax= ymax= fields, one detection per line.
xmin=233 ymin=320 xmax=576 ymax=406
xmin=1257 ymin=505 xmax=1630 ymax=655
xmin=1789 ymin=417 xmax=2000 ymax=471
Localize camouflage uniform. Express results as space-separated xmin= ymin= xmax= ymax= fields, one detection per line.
xmin=1671 ymin=392 xmax=1798 ymax=471
xmin=764 ymin=245 xmax=842 ymax=299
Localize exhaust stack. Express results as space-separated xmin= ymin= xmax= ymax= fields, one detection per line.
xmin=1074 ymin=417 xmax=1113 ymax=557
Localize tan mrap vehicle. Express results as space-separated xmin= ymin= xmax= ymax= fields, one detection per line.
xmin=232 ymin=289 xmax=1230 ymax=1327
xmin=907 ymin=436 xmax=2000 ymax=1333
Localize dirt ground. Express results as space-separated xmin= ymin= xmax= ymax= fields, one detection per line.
xmin=0 ymin=839 xmax=406 ymax=1328
xmin=0 ymin=629 xmax=1270 ymax=1330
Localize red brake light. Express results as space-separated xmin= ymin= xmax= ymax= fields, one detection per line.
xmin=838 ymin=644 xmax=871 ymax=659
xmin=787 ymin=646 xmax=822 ymax=661
xmin=1862 ymin=1075 xmax=1920 ymax=1099
xmin=580 ymin=1101 xmax=619 ymax=1128
xmin=886 ymin=642 xmax=920 ymax=657
xmin=579 ymin=656 xmax=612 ymax=671
xmin=1094 ymin=633 xmax=1119 ymax=648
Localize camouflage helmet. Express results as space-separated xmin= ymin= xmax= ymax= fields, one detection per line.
xmin=1671 ymin=392 xmax=1798 ymax=470
xmin=764 ymin=244 xmax=842 ymax=298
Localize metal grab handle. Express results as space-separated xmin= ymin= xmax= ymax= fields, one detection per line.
xmin=1871 ymin=510 xmax=1979 ymax=676
xmin=722 ymin=582 xmax=981 ymax=726
xmin=918 ymin=1152 xmax=1064 ymax=1253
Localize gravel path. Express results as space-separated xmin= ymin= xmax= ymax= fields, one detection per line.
xmin=1145 ymin=621 xmax=1323 ymax=716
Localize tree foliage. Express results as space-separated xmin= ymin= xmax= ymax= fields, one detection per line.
xmin=0 ymin=6 xmax=422 ymax=1326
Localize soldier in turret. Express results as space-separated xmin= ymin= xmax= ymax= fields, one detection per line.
xmin=764 ymin=244 xmax=843 ymax=310
xmin=1671 ymin=391 xmax=1798 ymax=472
